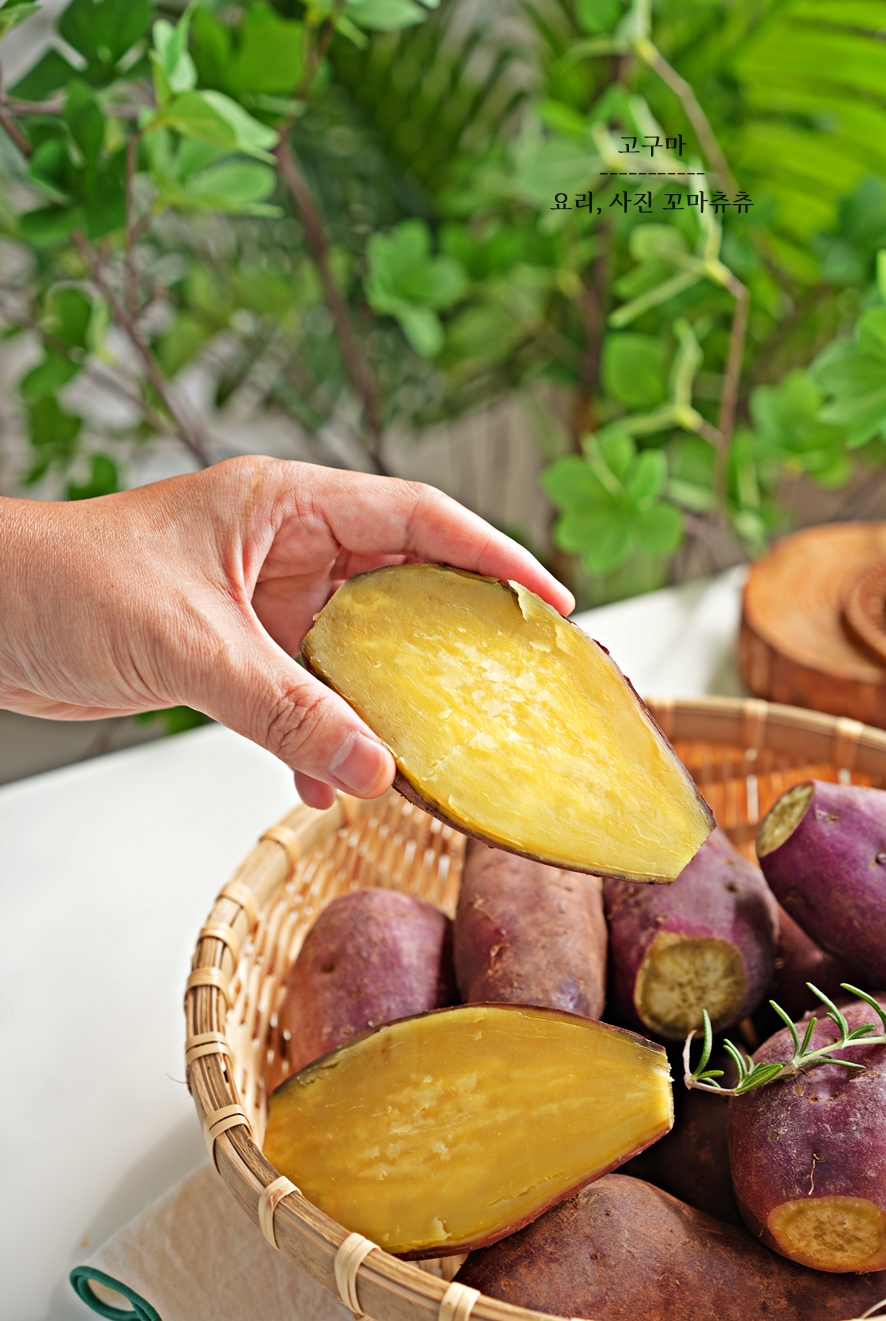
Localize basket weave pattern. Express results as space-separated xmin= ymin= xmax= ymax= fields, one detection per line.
xmin=185 ymin=696 xmax=886 ymax=1321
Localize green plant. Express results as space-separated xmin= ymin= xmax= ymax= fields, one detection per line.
xmin=2 ymin=0 xmax=886 ymax=607
xmin=684 ymin=984 xmax=886 ymax=1097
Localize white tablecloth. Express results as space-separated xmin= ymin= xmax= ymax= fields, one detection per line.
xmin=0 ymin=567 xmax=746 ymax=1320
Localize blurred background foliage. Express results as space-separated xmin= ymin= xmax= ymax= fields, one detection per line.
xmin=2 ymin=0 xmax=886 ymax=643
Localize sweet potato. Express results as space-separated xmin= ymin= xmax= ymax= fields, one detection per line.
xmin=302 ymin=563 xmax=714 ymax=881
xmin=277 ymin=888 xmax=456 ymax=1076
xmin=264 ymin=1004 xmax=673 ymax=1258
xmin=757 ymin=779 xmax=886 ymax=984
xmin=622 ymin=1046 xmax=742 ymax=1225
xmin=771 ymin=903 xmax=859 ymax=1021
xmin=455 ymin=1173 xmax=886 ymax=1319
xmin=453 ymin=841 xmax=607 ymax=1017
xmin=603 ymin=829 xmax=778 ymax=1039
xmin=729 ymin=997 xmax=886 ymax=1273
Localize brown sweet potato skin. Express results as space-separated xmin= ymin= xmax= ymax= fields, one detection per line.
xmin=455 ymin=1174 xmax=886 ymax=1320
xmin=453 ymin=841 xmax=606 ymax=1017
xmin=278 ymin=888 xmax=456 ymax=1075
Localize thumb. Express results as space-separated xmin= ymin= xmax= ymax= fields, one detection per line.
xmin=185 ymin=625 xmax=395 ymax=806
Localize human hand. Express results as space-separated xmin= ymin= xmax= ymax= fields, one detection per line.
xmin=0 ymin=458 xmax=574 ymax=808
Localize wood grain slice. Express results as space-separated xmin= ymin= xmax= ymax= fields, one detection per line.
xmin=842 ymin=556 xmax=886 ymax=666
xmin=739 ymin=522 xmax=886 ymax=728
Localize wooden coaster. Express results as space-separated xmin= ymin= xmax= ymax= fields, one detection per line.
xmin=739 ymin=522 xmax=886 ymax=728
xmin=843 ymin=556 xmax=886 ymax=666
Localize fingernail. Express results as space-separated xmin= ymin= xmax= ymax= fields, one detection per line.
xmin=329 ymin=733 xmax=391 ymax=795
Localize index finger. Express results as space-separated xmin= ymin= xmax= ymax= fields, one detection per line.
xmin=310 ymin=471 xmax=575 ymax=617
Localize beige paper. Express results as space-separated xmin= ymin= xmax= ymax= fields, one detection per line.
xmin=82 ymin=1162 xmax=355 ymax=1321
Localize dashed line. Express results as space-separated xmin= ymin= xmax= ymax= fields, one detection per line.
xmin=600 ymin=171 xmax=706 ymax=175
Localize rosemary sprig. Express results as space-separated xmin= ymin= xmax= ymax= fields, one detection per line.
xmin=683 ymin=984 xmax=886 ymax=1096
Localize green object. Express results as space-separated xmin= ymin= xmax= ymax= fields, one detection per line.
xmin=69 ymin=1267 xmax=162 ymax=1321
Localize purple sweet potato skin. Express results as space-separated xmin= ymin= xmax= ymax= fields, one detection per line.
xmin=455 ymin=1173 xmax=886 ymax=1320
xmin=728 ymin=997 xmax=886 ymax=1266
xmin=278 ymin=889 xmax=456 ymax=1075
xmin=454 ymin=841 xmax=606 ymax=1017
xmin=772 ymin=902 xmax=859 ymax=1021
xmin=758 ymin=780 xmax=886 ymax=984
xmin=603 ymin=828 xmax=779 ymax=1037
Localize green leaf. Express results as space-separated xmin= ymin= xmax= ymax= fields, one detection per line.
xmin=19 ymin=353 xmax=80 ymax=402
xmin=628 ymin=225 xmax=690 ymax=265
xmin=0 ymin=0 xmax=39 ymax=41
xmin=345 ymin=0 xmax=430 ymax=31
xmin=511 ymin=126 xmax=598 ymax=208
xmin=25 ymin=395 xmax=81 ymax=482
xmin=561 ymin=507 xmax=632 ymax=576
xmin=46 ymin=287 xmax=94 ymax=348
xmin=576 ymin=0 xmax=622 ymax=34
xmin=54 ymin=0 xmax=152 ymax=87
xmin=542 ymin=455 xmax=608 ymax=511
xmin=10 ymin=49 xmax=80 ymax=99
xmin=65 ymin=80 xmax=105 ymax=172
xmin=633 ymin=503 xmax=683 ymax=556
xmin=602 ymin=333 xmax=667 ymax=410
xmin=594 ymin=429 xmax=635 ymax=485
xmin=155 ymin=312 xmax=212 ymax=378
xmin=150 ymin=90 xmax=278 ymax=160
xmin=18 ymin=204 xmax=85 ymax=244
xmin=392 ymin=301 xmax=444 ymax=357
xmin=224 ymin=3 xmax=305 ymax=97
xmin=66 ymin=453 xmax=119 ymax=500
xmin=152 ymin=12 xmax=198 ymax=96
xmin=179 ymin=160 xmax=279 ymax=215
xmin=626 ymin=448 xmax=667 ymax=504
xmin=858 ymin=308 xmax=886 ymax=362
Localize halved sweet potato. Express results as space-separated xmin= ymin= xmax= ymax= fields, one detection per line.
xmin=263 ymin=1003 xmax=673 ymax=1258
xmin=302 ymin=564 xmax=713 ymax=881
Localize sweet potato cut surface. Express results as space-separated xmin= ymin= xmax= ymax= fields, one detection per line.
xmin=454 ymin=842 xmax=606 ymax=1017
xmin=303 ymin=564 xmax=713 ymax=881
xmin=456 ymin=1174 xmax=886 ymax=1320
xmin=263 ymin=1003 xmax=672 ymax=1258
xmin=729 ymin=999 xmax=886 ymax=1273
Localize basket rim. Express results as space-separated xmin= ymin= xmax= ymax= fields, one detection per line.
xmin=184 ymin=695 xmax=886 ymax=1321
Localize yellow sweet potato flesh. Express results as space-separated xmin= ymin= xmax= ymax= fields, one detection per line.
xmin=303 ymin=565 xmax=712 ymax=881
xmin=263 ymin=1003 xmax=673 ymax=1257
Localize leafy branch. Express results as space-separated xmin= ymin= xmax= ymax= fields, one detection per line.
xmin=684 ymin=984 xmax=886 ymax=1097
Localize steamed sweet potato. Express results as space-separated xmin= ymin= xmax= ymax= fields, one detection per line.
xmin=456 ymin=1174 xmax=886 ymax=1319
xmin=729 ymin=997 xmax=886 ymax=1273
xmin=264 ymin=1004 xmax=673 ymax=1258
xmin=453 ymin=841 xmax=607 ymax=1017
xmin=757 ymin=779 xmax=886 ymax=984
xmin=603 ymin=829 xmax=778 ymax=1039
xmin=277 ymin=888 xmax=456 ymax=1076
xmin=302 ymin=563 xmax=713 ymax=881
xmin=771 ymin=903 xmax=859 ymax=1021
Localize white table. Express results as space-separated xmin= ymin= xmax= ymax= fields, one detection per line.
xmin=0 ymin=567 xmax=746 ymax=1320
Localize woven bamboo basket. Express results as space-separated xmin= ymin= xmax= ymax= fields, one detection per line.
xmin=185 ymin=695 xmax=886 ymax=1321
